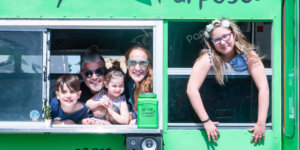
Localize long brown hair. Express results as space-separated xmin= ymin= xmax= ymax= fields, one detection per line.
xmin=201 ymin=18 xmax=259 ymax=85
xmin=125 ymin=45 xmax=153 ymax=109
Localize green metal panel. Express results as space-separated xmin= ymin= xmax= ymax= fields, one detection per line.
xmin=162 ymin=16 xmax=283 ymax=150
xmin=0 ymin=134 xmax=125 ymax=150
xmin=269 ymin=6 xmax=282 ymax=150
xmin=282 ymin=0 xmax=299 ymax=149
xmin=283 ymin=0 xmax=296 ymax=137
xmin=0 ymin=0 xmax=284 ymax=150
xmin=163 ymin=1 xmax=283 ymax=150
xmin=164 ymin=130 xmax=280 ymax=150
xmin=0 ymin=0 xmax=276 ymax=19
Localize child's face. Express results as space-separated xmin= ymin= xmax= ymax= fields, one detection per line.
xmin=104 ymin=77 xmax=124 ymax=99
xmin=56 ymin=84 xmax=81 ymax=107
xmin=211 ymin=27 xmax=235 ymax=57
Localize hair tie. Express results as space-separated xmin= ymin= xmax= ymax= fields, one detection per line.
xmin=204 ymin=19 xmax=231 ymax=39
xmin=202 ymin=118 xmax=210 ymax=123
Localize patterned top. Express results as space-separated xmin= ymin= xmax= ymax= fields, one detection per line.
xmin=207 ymin=49 xmax=249 ymax=73
xmin=96 ymin=90 xmax=126 ymax=114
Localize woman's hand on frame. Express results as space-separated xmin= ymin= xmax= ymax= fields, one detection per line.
xmin=248 ymin=122 xmax=266 ymax=145
xmin=203 ymin=120 xmax=220 ymax=142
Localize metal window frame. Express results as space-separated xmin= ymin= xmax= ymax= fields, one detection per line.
xmin=167 ymin=67 xmax=273 ymax=129
xmin=0 ymin=19 xmax=163 ymax=134
xmin=167 ymin=68 xmax=273 ymax=129
xmin=167 ymin=21 xmax=274 ymax=129
xmin=168 ymin=68 xmax=273 ymax=75
xmin=0 ymin=28 xmax=46 ymax=126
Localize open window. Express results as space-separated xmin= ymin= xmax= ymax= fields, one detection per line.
xmin=167 ymin=21 xmax=272 ymax=129
xmin=49 ymin=29 xmax=154 ymax=98
xmin=0 ymin=20 xmax=163 ymax=134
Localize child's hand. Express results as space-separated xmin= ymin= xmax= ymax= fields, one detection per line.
xmin=99 ymin=101 xmax=108 ymax=107
xmin=100 ymin=96 xmax=111 ymax=107
xmin=106 ymin=104 xmax=114 ymax=114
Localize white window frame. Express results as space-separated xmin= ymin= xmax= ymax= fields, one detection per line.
xmin=0 ymin=20 xmax=163 ymax=134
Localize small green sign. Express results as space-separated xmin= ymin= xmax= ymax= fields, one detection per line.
xmin=137 ymin=93 xmax=158 ymax=129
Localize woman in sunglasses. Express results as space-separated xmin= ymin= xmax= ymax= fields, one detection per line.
xmin=124 ymin=45 xmax=153 ymax=125
xmin=187 ymin=18 xmax=269 ymax=145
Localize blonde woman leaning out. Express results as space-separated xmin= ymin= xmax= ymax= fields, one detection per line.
xmin=186 ymin=18 xmax=269 ymax=145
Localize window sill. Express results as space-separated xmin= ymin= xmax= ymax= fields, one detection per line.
xmin=168 ymin=123 xmax=272 ymax=130
xmin=0 ymin=122 xmax=162 ymax=134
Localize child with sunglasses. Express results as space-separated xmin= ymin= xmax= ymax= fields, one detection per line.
xmin=82 ymin=61 xmax=130 ymax=125
xmin=187 ymin=18 xmax=269 ymax=145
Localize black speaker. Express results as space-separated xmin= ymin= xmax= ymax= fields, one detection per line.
xmin=126 ymin=134 xmax=162 ymax=150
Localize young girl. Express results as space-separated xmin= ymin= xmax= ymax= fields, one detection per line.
xmin=83 ymin=61 xmax=130 ymax=125
xmin=187 ymin=18 xmax=269 ymax=145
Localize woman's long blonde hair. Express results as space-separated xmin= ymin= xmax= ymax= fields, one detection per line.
xmin=125 ymin=45 xmax=153 ymax=109
xmin=201 ymin=18 xmax=259 ymax=85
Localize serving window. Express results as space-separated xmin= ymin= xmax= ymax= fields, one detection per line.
xmin=168 ymin=21 xmax=272 ymax=128
xmin=49 ymin=29 xmax=154 ymax=98
xmin=0 ymin=20 xmax=163 ymax=133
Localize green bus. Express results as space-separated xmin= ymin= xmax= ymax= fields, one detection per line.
xmin=0 ymin=0 xmax=298 ymax=150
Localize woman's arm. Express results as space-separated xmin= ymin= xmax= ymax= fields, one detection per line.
xmin=106 ymin=101 xmax=130 ymax=124
xmin=247 ymin=51 xmax=269 ymax=145
xmin=186 ymin=54 xmax=220 ymax=142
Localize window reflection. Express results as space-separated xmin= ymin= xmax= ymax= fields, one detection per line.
xmin=50 ymin=55 xmax=81 ymax=74
xmin=168 ymin=75 xmax=272 ymax=123
xmin=0 ymin=55 xmax=14 ymax=73
xmin=168 ymin=22 xmax=272 ymax=68
xmin=0 ymin=31 xmax=43 ymax=121
xmin=21 ymin=55 xmax=42 ymax=73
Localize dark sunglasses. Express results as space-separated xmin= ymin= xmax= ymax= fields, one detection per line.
xmin=127 ymin=59 xmax=149 ymax=69
xmin=84 ymin=68 xmax=105 ymax=78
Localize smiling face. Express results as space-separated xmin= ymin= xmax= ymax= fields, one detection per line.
xmin=56 ymin=84 xmax=81 ymax=108
xmin=105 ymin=76 xmax=124 ymax=100
xmin=127 ymin=49 xmax=149 ymax=84
xmin=211 ymin=27 xmax=236 ymax=61
xmin=80 ymin=61 xmax=104 ymax=94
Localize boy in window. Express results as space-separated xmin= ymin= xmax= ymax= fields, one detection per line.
xmin=50 ymin=75 xmax=88 ymax=124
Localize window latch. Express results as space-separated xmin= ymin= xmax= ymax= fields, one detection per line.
xmin=43 ymin=67 xmax=47 ymax=82
xmin=57 ymin=0 xmax=62 ymax=8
